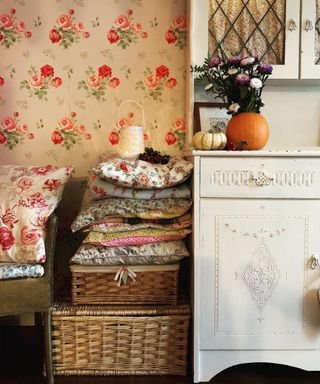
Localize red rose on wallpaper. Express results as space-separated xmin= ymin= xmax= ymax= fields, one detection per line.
xmin=56 ymin=14 xmax=72 ymax=30
xmin=0 ymin=227 xmax=15 ymax=251
xmin=107 ymin=10 xmax=148 ymax=49
xmin=0 ymin=9 xmax=31 ymax=48
xmin=52 ymin=112 xmax=91 ymax=150
xmin=108 ymin=77 xmax=120 ymax=88
xmin=165 ymin=15 xmax=186 ymax=49
xmin=144 ymin=74 xmax=159 ymax=89
xmin=156 ymin=65 xmax=169 ymax=79
xmin=52 ymin=130 xmax=63 ymax=145
xmin=21 ymin=65 xmax=62 ymax=101
xmin=51 ymin=77 xmax=62 ymax=87
xmin=114 ymin=15 xmax=130 ymax=30
xmin=50 ymin=9 xmax=89 ymax=48
xmin=165 ymin=118 xmax=186 ymax=150
xmin=0 ymin=112 xmax=33 ymax=150
xmin=41 ymin=64 xmax=54 ymax=78
xmin=109 ymin=130 xmax=119 ymax=145
xmin=98 ymin=65 xmax=112 ymax=78
xmin=165 ymin=131 xmax=177 ymax=145
xmin=78 ymin=65 xmax=120 ymax=102
xmin=0 ymin=132 xmax=6 ymax=144
xmin=165 ymin=30 xmax=177 ymax=44
xmin=136 ymin=65 xmax=177 ymax=102
xmin=49 ymin=28 xmax=61 ymax=43
xmin=107 ymin=29 xmax=120 ymax=44
xmin=165 ymin=77 xmax=177 ymax=89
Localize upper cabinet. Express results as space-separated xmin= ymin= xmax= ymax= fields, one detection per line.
xmin=191 ymin=0 xmax=320 ymax=79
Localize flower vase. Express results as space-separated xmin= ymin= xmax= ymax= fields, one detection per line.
xmin=226 ymin=112 xmax=269 ymax=150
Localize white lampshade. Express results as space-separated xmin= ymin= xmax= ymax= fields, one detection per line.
xmin=118 ymin=125 xmax=144 ymax=159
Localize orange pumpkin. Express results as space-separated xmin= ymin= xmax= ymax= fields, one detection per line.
xmin=226 ymin=112 xmax=269 ymax=150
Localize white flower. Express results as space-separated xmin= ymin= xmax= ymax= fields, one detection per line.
xmin=240 ymin=57 xmax=256 ymax=66
xmin=250 ymin=78 xmax=263 ymax=89
xmin=204 ymin=83 xmax=213 ymax=91
xmin=222 ymin=75 xmax=228 ymax=79
xmin=229 ymin=103 xmax=240 ymax=113
xmin=228 ymin=68 xmax=238 ymax=75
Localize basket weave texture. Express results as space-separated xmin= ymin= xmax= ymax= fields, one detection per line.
xmin=51 ymin=302 xmax=191 ymax=376
xmin=71 ymin=264 xmax=179 ymax=305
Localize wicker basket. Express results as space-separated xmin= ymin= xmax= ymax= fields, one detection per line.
xmin=51 ymin=302 xmax=191 ymax=376
xmin=71 ymin=263 xmax=179 ymax=305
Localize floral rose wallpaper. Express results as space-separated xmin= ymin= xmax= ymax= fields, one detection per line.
xmin=0 ymin=0 xmax=187 ymax=298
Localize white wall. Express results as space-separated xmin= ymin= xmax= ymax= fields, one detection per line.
xmin=195 ymin=83 xmax=320 ymax=149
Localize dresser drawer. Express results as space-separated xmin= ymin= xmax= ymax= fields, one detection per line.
xmin=200 ymin=157 xmax=320 ymax=198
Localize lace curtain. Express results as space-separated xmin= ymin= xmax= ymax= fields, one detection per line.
xmin=208 ymin=0 xmax=286 ymax=64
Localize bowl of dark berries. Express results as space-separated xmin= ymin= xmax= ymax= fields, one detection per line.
xmin=138 ymin=147 xmax=170 ymax=164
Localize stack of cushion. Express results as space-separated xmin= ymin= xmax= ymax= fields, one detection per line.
xmin=70 ymin=155 xmax=193 ymax=275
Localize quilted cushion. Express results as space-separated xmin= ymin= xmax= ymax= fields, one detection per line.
xmin=92 ymin=155 xmax=193 ymax=189
xmin=70 ymin=240 xmax=190 ymax=266
xmin=88 ymin=172 xmax=191 ymax=200
xmin=71 ymin=198 xmax=192 ymax=232
xmin=0 ymin=165 xmax=73 ymax=263
xmin=0 ymin=263 xmax=44 ymax=280
xmin=83 ymin=227 xmax=192 ymax=247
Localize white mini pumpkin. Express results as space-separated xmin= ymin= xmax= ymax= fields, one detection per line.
xmin=193 ymin=130 xmax=227 ymax=150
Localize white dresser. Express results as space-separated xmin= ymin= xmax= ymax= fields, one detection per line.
xmin=187 ymin=149 xmax=320 ymax=383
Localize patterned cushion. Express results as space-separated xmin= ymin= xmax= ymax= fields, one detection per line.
xmin=92 ymin=155 xmax=193 ymax=189
xmin=71 ymin=198 xmax=192 ymax=232
xmin=70 ymin=240 xmax=189 ymax=266
xmin=83 ymin=227 xmax=191 ymax=247
xmin=0 ymin=263 xmax=44 ymax=280
xmin=0 ymin=165 xmax=73 ymax=263
xmin=88 ymin=172 xmax=191 ymax=200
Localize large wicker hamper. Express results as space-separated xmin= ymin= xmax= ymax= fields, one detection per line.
xmin=70 ymin=263 xmax=180 ymax=305
xmin=51 ymin=302 xmax=191 ymax=376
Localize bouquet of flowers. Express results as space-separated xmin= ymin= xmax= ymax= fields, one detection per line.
xmin=191 ymin=54 xmax=273 ymax=116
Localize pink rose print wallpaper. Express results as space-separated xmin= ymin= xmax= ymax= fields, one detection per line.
xmin=0 ymin=0 xmax=187 ymax=298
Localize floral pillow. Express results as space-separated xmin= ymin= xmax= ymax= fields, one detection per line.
xmin=71 ymin=197 xmax=192 ymax=232
xmin=92 ymin=155 xmax=193 ymax=189
xmin=0 ymin=165 xmax=73 ymax=263
xmin=88 ymin=172 xmax=191 ymax=200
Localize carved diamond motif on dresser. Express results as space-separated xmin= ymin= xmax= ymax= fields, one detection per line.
xmin=242 ymin=240 xmax=281 ymax=312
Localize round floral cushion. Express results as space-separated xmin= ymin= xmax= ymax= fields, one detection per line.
xmin=92 ymin=155 xmax=193 ymax=189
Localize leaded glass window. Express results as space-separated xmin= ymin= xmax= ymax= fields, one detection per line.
xmin=208 ymin=0 xmax=286 ymax=64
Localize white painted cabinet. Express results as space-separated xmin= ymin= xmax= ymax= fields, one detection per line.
xmin=189 ymin=150 xmax=320 ymax=383
xmin=190 ymin=0 xmax=320 ymax=79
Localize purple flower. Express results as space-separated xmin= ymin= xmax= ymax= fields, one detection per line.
xmin=227 ymin=55 xmax=242 ymax=66
xmin=235 ymin=73 xmax=251 ymax=85
xmin=257 ymin=64 xmax=273 ymax=74
xmin=208 ymin=56 xmax=221 ymax=67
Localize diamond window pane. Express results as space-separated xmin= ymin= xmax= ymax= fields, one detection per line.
xmin=315 ymin=0 xmax=320 ymax=65
xmin=208 ymin=0 xmax=286 ymax=64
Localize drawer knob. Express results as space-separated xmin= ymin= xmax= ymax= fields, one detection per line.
xmin=250 ymin=171 xmax=274 ymax=186
xmin=310 ymin=253 xmax=320 ymax=270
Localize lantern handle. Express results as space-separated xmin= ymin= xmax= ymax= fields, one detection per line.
xmin=117 ymin=100 xmax=145 ymax=130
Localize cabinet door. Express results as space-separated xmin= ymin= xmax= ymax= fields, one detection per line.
xmin=300 ymin=0 xmax=320 ymax=78
xmin=199 ymin=199 xmax=320 ymax=350
xmin=191 ymin=0 xmax=300 ymax=79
